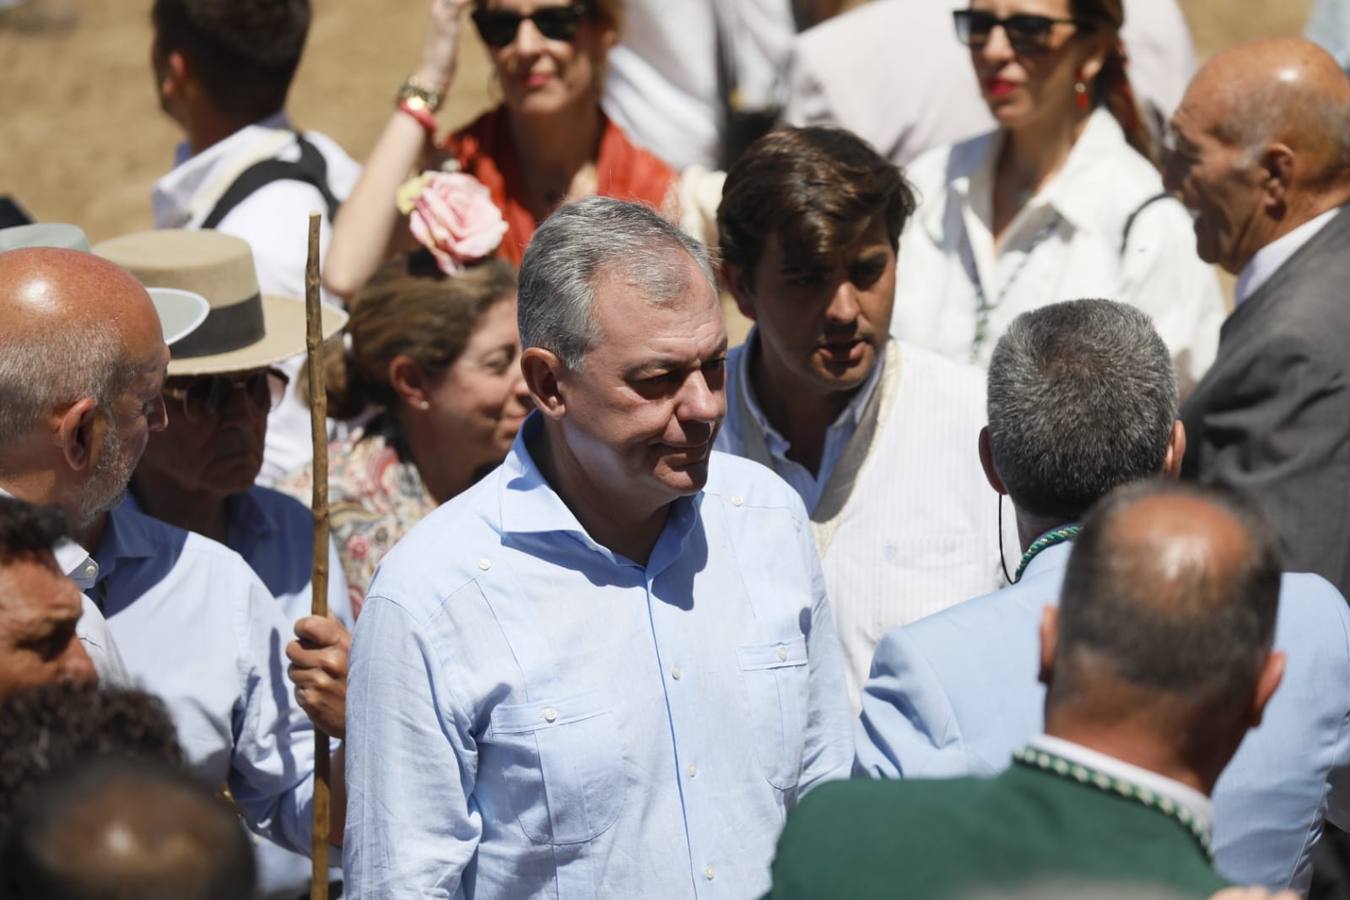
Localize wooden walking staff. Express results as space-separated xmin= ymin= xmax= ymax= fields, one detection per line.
xmin=304 ymin=211 xmax=333 ymax=900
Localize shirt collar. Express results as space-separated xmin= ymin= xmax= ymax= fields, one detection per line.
xmin=940 ymin=108 xmax=1125 ymax=239
xmin=0 ymin=487 xmax=99 ymax=588
xmin=1029 ymin=734 xmax=1214 ymax=842
xmin=735 ymin=328 xmax=887 ymax=460
xmin=1235 ymin=205 xmax=1343 ymax=305
xmin=153 ymin=110 xmax=292 ymax=228
xmin=93 ymin=495 xmax=163 ymax=583
xmin=1018 ymin=534 xmax=1075 ymax=582
xmin=497 ymin=412 xmax=700 ymax=569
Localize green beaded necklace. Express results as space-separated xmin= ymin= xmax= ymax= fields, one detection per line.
xmin=1013 ymin=524 xmax=1081 ymax=582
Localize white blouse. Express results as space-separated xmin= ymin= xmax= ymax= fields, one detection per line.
xmin=891 ymin=108 xmax=1224 ymax=395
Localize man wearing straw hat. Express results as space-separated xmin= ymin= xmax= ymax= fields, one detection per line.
xmin=0 ymin=222 xmax=207 ymax=687
xmin=91 ymin=228 xmax=351 ymax=899
xmin=0 ymin=233 xmax=350 ymax=897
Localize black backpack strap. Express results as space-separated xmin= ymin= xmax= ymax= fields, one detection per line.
xmin=200 ymin=132 xmax=341 ymax=229
xmin=1120 ymin=191 xmax=1173 ymax=255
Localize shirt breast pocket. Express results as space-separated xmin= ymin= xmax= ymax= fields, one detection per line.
xmin=485 ymin=690 xmax=626 ymax=845
xmin=738 ymin=635 xmax=810 ymax=791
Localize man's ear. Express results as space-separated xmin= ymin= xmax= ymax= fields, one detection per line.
xmin=1248 ymin=649 xmax=1286 ymax=728
xmin=1260 ymin=143 xmax=1296 ymax=214
xmin=157 ymin=49 xmax=193 ymax=105
xmin=1162 ymin=420 xmax=1187 ymax=479
xmin=388 ymin=355 xmax=431 ymax=411
xmin=55 ymin=398 xmax=101 ymax=475
xmin=721 ymin=263 xmax=759 ymax=323
xmin=1038 ymin=604 xmax=1059 ymax=687
xmin=521 ymin=347 xmax=568 ymax=420
xmin=978 ymin=426 xmax=1007 ymax=496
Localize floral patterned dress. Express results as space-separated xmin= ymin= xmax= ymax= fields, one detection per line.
xmin=278 ymin=418 xmax=436 ymax=618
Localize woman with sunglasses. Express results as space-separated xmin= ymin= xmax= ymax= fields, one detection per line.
xmin=890 ymin=0 xmax=1224 ymax=395
xmin=325 ymin=0 xmax=685 ymax=299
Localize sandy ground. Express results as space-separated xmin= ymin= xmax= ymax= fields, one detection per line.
xmin=0 ymin=0 xmax=1315 ymax=244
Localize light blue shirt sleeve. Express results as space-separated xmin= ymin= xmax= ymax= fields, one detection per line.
xmin=854 ymin=626 xmax=969 ymax=780
xmin=344 ymin=588 xmax=479 ymax=898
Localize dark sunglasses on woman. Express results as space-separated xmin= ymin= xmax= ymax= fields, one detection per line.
xmin=163 ymin=368 xmax=290 ymax=425
xmin=471 ymin=2 xmax=591 ymax=49
xmin=952 ymin=9 xmax=1082 ymax=54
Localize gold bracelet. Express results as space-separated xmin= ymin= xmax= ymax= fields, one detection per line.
xmin=396 ymin=75 xmax=445 ymax=114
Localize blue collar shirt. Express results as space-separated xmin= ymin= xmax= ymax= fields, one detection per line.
xmin=344 ymin=415 xmax=854 ymax=898
xmin=92 ymin=497 xmax=317 ymax=856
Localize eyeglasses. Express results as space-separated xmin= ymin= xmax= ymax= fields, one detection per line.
xmin=953 ymin=9 xmax=1082 ymax=54
xmin=472 ymin=2 xmax=591 ymax=48
xmin=162 ymin=368 xmax=290 ymax=424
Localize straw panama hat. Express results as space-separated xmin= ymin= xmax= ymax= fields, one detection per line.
xmin=93 ymin=229 xmax=347 ymax=377
xmin=0 ymin=222 xmax=210 ymax=347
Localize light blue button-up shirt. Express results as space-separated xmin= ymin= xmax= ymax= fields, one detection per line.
xmin=344 ymin=415 xmax=854 ymax=899
xmin=93 ymin=497 xmax=317 ymax=857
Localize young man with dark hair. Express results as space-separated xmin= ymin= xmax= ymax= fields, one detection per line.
xmin=150 ymin=0 xmax=360 ymax=485
xmin=716 ymin=125 xmax=1013 ymax=703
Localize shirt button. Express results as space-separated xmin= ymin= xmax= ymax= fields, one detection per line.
xmin=477 ymin=558 xmax=491 ymax=571
xmin=730 ymin=495 xmax=743 ymax=507
xmin=543 ymin=707 xmax=558 ymax=723
xmin=83 ymin=563 xmax=97 ymax=579
xmin=704 ymin=865 xmax=715 ymax=881
xmin=671 ymin=666 xmax=682 ymax=680
xmin=687 ymin=763 xmax=698 ymax=778
xmin=775 ymin=645 xmax=788 ymax=662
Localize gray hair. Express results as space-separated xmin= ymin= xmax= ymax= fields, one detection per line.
xmin=0 ymin=325 xmax=126 ymax=459
xmin=1217 ymin=75 xmax=1350 ymax=184
xmin=517 ymin=197 xmax=716 ymax=370
xmin=986 ymin=299 xmax=1178 ymax=520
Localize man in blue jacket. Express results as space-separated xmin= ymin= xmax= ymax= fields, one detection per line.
xmin=856 ymin=298 xmax=1350 ymax=893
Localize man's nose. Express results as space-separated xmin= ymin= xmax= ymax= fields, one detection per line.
xmin=61 ymin=638 xmax=99 ymax=688
xmin=678 ymin=368 xmax=726 ymax=425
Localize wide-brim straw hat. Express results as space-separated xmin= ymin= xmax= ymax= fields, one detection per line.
xmin=93 ymin=229 xmax=347 ymax=376
xmin=0 ymin=223 xmax=210 ymax=347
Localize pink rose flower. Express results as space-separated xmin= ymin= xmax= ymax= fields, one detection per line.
xmin=404 ymin=172 xmax=508 ymax=275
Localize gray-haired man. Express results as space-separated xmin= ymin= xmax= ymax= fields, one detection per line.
xmin=343 ymin=197 xmax=853 ymax=899
xmin=854 ymin=298 xmax=1350 ymax=892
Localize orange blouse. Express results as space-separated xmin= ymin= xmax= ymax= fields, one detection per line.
xmin=444 ymin=105 xmax=678 ymax=264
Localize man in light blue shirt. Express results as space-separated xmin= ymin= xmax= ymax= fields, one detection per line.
xmin=344 ymin=198 xmax=854 ymax=898
xmin=855 ymin=299 xmax=1350 ymax=892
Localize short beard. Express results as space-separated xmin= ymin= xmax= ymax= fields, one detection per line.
xmin=76 ymin=421 xmax=136 ymax=528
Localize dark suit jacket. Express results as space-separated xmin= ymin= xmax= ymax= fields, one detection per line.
xmin=766 ymin=763 xmax=1227 ymax=899
xmin=1182 ymin=206 xmax=1350 ymax=596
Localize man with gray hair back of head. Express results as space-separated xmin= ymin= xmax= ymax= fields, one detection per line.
xmin=344 ymin=197 xmax=853 ymax=898
xmin=856 ymin=297 xmax=1350 ymax=891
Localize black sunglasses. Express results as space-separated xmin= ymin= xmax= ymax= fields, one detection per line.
xmin=163 ymin=368 xmax=290 ymax=425
xmin=953 ymin=9 xmax=1083 ymax=54
xmin=472 ymin=2 xmax=591 ymax=49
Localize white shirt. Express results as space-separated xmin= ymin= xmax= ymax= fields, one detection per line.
xmin=152 ymin=111 xmax=361 ymax=488
xmin=603 ymin=0 xmax=795 ymax=169
xmin=717 ymin=336 xmax=1014 ymax=704
xmin=1029 ymin=734 xmax=1214 ymax=841
xmin=783 ymin=0 xmax=1196 ymax=168
xmin=892 ymin=108 xmax=1224 ymax=395
xmin=92 ymin=498 xmax=318 ymax=884
xmin=1235 ymin=206 xmax=1343 ymax=306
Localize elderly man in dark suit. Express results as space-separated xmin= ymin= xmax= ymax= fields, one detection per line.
xmin=1164 ymin=38 xmax=1350 ymax=597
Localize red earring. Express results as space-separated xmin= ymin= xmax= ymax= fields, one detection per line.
xmin=1074 ymin=81 xmax=1090 ymax=111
